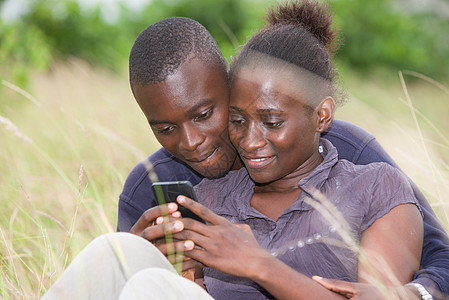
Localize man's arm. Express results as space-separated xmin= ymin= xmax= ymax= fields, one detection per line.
xmin=117 ymin=148 xmax=203 ymax=232
xmin=117 ymin=161 xmax=157 ymax=232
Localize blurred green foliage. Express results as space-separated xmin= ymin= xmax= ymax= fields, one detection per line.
xmin=0 ymin=0 xmax=265 ymax=86
xmin=330 ymin=0 xmax=449 ymax=78
xmin=0 ymin=20 xmax=52 ymax=85
xmin=21 ymin=1 xmax=131 ymax=70
xmin=0 ymin=0 xmax=134 ymax=86
xmin=1 ymin=0 xmax=448 ymax=87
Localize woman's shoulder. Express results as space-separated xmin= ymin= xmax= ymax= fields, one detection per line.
xmin=330 ymin=160 xmax=418 ymax=207
xmin=327 ymin=159 xmax=421 ymax=232
xmin=333 ymin=159 xmax=400 ymax=179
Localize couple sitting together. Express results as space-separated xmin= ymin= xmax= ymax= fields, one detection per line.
xmin=43 ymin=0 xmax=449 ymax=299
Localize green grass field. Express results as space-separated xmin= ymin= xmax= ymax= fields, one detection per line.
xmin=0 ymin=60 xmax=448 ymax=298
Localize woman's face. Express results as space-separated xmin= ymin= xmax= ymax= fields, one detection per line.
xmin=229 ymin=67 xmax=324 ymax=184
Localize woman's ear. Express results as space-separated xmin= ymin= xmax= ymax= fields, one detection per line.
xmin=316 ymin=97 xmax=335 ymax=133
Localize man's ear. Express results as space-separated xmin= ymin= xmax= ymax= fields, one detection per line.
xmin=315 ymin=97 xmax=335 ymax=133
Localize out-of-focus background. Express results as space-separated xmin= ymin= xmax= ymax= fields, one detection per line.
xmin=1 ymin=0 xmax=448 ymax=297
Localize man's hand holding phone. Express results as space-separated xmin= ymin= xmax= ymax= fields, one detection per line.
xmin=129 ymin=181 xmax=207 ymax=272
xmin=129 ymin=202 xmax=201 ymax=273
xmin=130 ymin=202 xmax=182 ymax=242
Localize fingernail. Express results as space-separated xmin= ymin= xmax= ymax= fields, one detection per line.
xmin=156 ymin=217 xmax=163 ymax=225
xmin=172 ymin=221 xmax=183 ymax=231
xmin=177 ymin=195 xmax=185 ymax=204
xmin=172 ymin=211 xmax=181 ymax=218
xmin=184 ymin=240 xmax=194 ymax=250
xmin=313 ymin=276 xmax=323 ymax=280
xmin=167 ymin=203 xmax=177 ymax=210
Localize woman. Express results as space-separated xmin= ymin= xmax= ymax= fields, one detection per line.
xmin=174 ymin=0 xmax=423 ymax=299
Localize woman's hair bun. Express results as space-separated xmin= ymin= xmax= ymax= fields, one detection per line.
xmin=266 ymin=0 xmax=339 ymax=53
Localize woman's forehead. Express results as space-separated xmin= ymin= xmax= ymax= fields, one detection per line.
xmin=231 ymin=67 xmax=308 ymax=105
xmin=230 ymin=51 xmax=331 ymax=105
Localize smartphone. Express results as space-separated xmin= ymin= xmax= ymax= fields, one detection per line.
xmin=151 ymin=181 xmax=205 ymax=223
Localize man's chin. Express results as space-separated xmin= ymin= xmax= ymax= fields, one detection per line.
xmin=192 ymin=159 xmax=235 ymax=179
xmin=194 ymin=166 xmax=230 ymax=179
xmin=204 ymin=169 xmax=230 ymax=179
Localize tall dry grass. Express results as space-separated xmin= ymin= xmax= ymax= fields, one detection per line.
xmin=0 ymin=60 xmax=161 ymax=298
xmin=0 ymin=60 xmax=448 ymax=298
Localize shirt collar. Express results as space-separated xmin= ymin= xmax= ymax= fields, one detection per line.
xmin=299 ymin=138 xmax=339 ymax=193
xmin=279 ymin=138 xmax=338 ymax=213
xmin=229 ymin=139 xmax=339 ymax=218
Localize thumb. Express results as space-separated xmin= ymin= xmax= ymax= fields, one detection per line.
xmin=312 ymin=276 xmax=357 ymax=298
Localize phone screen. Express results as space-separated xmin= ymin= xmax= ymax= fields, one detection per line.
xmin=151 ymin=181 xmax=205 ymax=223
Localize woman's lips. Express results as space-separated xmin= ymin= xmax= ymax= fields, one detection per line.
xmin=243 ymin=155 xmax=275 ymax=169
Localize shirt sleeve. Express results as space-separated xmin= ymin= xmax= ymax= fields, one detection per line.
xmin=361 ymin=163 xmax=421 ymax=232
xmin=117 ymin=160 xmax=157 ymax=232
xmin=117 ymin=194 xmax=148 ymax=232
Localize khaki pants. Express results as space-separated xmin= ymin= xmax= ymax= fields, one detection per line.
xmin=42 ymin=232 xmax=213 ymax=300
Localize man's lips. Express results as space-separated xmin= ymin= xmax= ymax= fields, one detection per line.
xmin=242 ymin=155 xmax=275 ymax=169
xmin=184 ymin=148 xmax=218 ymax=163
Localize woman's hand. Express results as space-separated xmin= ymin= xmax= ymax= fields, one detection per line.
xmin=172 ymin=196 xmax=347 ymax=300
xmin=172 ymin=195 xmax=274 ymax=279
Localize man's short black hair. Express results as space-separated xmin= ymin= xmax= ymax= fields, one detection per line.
xmin=129 ymin=17 xmax=227 ymax=86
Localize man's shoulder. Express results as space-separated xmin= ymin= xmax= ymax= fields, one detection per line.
xmin=323 ymin=119 xmax=397 ymax=165
xmin=123 ymin=148 xmax=176 ymax=185
xmin=129 ymin=147 xmax=197 ymax=178
xmin=323 ymin=119 xmax=375 ymax=152
xmin=121 ymin=148 xmax=203 ymax=202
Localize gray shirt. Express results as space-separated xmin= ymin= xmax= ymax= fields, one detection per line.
xmin=195 ymin=139 xmax=420 ymax=300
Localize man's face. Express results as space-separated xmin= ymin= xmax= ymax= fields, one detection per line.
xmin=133 ymin=58 xmax=237 ymax=178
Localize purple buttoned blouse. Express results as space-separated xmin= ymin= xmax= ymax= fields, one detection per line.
xmin=194 ymin=138 xmax=421 ymax=300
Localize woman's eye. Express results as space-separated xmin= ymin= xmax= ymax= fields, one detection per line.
xmin=230 ymin=118 xmax=244 ymax=125
xmin=195 ymin=108 xmax=213 ymax=121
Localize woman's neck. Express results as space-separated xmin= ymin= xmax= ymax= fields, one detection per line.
xmin=254 ymin=150 xmax=323 ymax=194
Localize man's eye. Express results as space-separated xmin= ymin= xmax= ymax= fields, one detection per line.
xmin=264 ymin=121 xmax=284 ymax=128
xmin=194 ymin=108 xmax=213 ymax=121
xmin=156 ymin=126 xmax=175 ymax=135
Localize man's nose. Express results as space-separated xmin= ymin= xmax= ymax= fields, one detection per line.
xmin=179 ymin=123 xmax=205 ymax=152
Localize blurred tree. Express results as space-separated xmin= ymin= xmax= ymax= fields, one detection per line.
xmin=127 ymin=0 xmax=266 ymax=62
xmin=1 ymin=0 xmax=448 ymax=88
xmin=21 ymin=0 xmax=132 ymax=71
xmin=0 ymin=20 xmax=52 ymax=86
xmin=330 ymin=0 xmax=449 ymax=78
xmin=0 ymin=0 xmax=264 ymax=87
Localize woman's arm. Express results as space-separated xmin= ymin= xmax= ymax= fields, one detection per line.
xmin=358 ymin=203 xmax=423 ymax=285
xmin=312 ymin=203 xmax=423 ymax=299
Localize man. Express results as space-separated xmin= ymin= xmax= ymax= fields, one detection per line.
xmin=118 ymin=16 xmax=449 ymax=299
